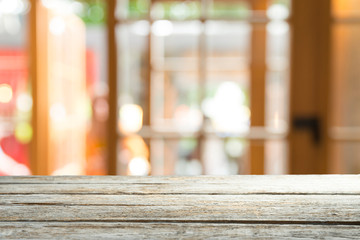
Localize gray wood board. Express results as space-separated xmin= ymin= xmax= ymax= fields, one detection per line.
xmin=1 ymin=175 xmax=360 ymax=194
xmin=1 ymin=222 xmax=360 ymax=239
xmin=1 ymin=175 xmax=360 ymax=239
xmin=1 ymin=194 xmax=360 ymax=222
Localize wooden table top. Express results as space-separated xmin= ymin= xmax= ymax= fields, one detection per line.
xmin=1 ymin=175 xmax=360 ymax=239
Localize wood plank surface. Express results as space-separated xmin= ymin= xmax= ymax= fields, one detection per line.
xmin=1 ymin=175 xmax=360 ymax=239
xmin=1 ymin=175 xmax=360 ymax=194
xmin=1 ymin=222 xmax=360 ymax=240
xmin=1 ymin=194 xmax=360 ymax=222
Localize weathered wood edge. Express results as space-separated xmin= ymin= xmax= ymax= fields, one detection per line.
xmin=2 ymin=175 xmax=359 ymax=184
xmin=1 ymin=175 xmax=360 ymax=195
xmin=1 ymin=222 xmax=360 ymax=239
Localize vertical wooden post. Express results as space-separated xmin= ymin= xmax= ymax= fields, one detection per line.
xmin=249 ymin=1 xmax=267 ymax=174
xmin=289 ymin=0 xmax=331 ymax=173
xmin=29 ymin=0 xmax=39 ymax=175
xmin=107 ymin=0 xmax=118 ymax=175
xmin=146 ymin=2 xmax=153 ymax=174
xmin=198 ymin=0 xmax=208 ymax=173
xmin=30 ymin=0 xmax=51 ymax=175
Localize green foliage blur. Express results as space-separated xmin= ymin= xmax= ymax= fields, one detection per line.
xmin=75 ymin=0 xmax=107 ymax=25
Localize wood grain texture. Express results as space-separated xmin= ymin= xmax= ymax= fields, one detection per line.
xmin=1 ymin=175 xmax=360 ymax=194
xmin=2 ymin=194 xmax=360 ymax=222
xmin=1 ymin=175 xmax=360 ymax=239
xmin=1 ymin=222 xmax=360 ymax=240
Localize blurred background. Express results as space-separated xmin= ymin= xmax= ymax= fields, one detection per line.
xmin=0 ymin=0 xmax=358 ymax=176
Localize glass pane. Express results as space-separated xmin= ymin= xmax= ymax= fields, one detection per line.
xmin=149 ymin=137 xmax=249 ymax=175
xmin=205 ymin=21 xmax=251 ymax=134
xmin=151 ymin=71 xmax=201 ymax=130
xmin=121 ymin=137 xmax=255 ymax=176
xmin=267 ymin=0 xmax=291 ymax=20
xmin=203 ymin=137 xmax=249 ymax=174
xmin=83 ymin=2 xmax=108 ymax=175
xmin=151 ymin=138 xmax=200 ymax=175
xmin=330 ymin=142 xmax=360 ymax=174
xmin=331 ymin=24 xmax=360 ymax=127
xmin=118 ymin=135 xmax=150 ymax=175
xmin=0 ymin=0 xmax=31 ymax=176
xmin=332 ymin=0 xmax=360 ymax=19
xmin=206 ymin=21 xmax=251 ymax=69
xmin=152 ymin=21 xmax=201 ymax=71
xmin=265 ymin=140 xmax=287 ymax=174
xmin=116 ymin=21 xmax=149 ymax=134
xmin=114 ymin=0 xmax=292 ymax=176
xmin=265 ymin=20 xmax=290 ymax=131
xmin=204 ymin=72 xmax=250 ymax=133
xmin=151 ymin=21 xmax=201 ymax=130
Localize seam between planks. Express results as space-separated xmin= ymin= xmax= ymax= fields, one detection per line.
xmin=1 ymin=220 xmax=360 ymax=226
xmin=1 ymin=192 xmax=360 ymax=195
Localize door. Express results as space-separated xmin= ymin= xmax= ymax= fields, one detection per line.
xmin=330 ymin=0 xmax=360 ymax=173
xmin=290 ymin=0 xmax=360 ymax=174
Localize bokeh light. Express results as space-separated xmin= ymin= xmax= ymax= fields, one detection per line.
xmin=50 ymin=102 xmax=67 ymax=122
xmin=128 ymin=157 xmax=150 ymax=176
xmin=119 ymin=104 xmax=143 ymax=133
xmin=124 ymin=135 xmax=149 ymax=159
xmin=202 ymin=82 xmax=250 ymax=132
xmin=49 ymin=17 xmax=66 ymax=36
xmin=0 ymin=84 xmax=13 ymax=103
xmin=16 ymin=93 xmax=32 ymax=112
xmin=15 ymin=122 xmax=33 ymax=144
xmin=0 ymin=0 xmax=29 ymax=14
xmin=225 ymin=138 xmax=244 ymax=158
xmin=152 ymin=20 xmax=173 ymax=36
xmin=267 ymin=3 xmax=290 ymax=20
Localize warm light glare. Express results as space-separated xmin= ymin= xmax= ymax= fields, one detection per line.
xmin=50 ymin=102 xmax=67 ymax=122
xmin=274 ymin=112 xmax=280 ymax=129
xmin=268 ymin=111 xmax=287 ymax=132
xmin=41 ymin=0 xmax=73 ymax=13
xmin=119 ymin=104 xmax=143 ymax=133
xmin=49 ymin=17 xmax=66 ymax=36
xmin=202 ymin=82 xmax=250 ymax=132
xmin=152 ymin=20 xmax=173 ymax=36
xmin=16 ymin=93 xmax=32 ymax=112
xmin=131 ymin=20 xmax=150 ymax=36
xmin=174 ymin=105 xmax=203 ymax=131
xmin=52 ymin=162 xmax=85 ymax=175
xmin=0 ymin=84 xmax=13 ymax=103
xmin=124 ymin=136 xmax=149 ymax=159
xmin=267 ymin=4 xmax=289 ymax=20
xmin=267 ymin=21 xmax=289 ymax=36
xmin=128 ymin=157 xmax=150 ymax=176
xmin=0 ymin=0 xmax=29 ymax=14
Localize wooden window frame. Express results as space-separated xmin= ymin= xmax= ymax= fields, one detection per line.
xmin=28 ymin=0 xmax=334 ymax=175
xmin=110 ymin=0 xmax=290 ymax=175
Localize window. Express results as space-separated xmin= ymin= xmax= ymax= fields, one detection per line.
xmin=4 ymin=0 xmax=356 ymax=176
xmin=114 ymin=0 xmax=291 ymax=175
